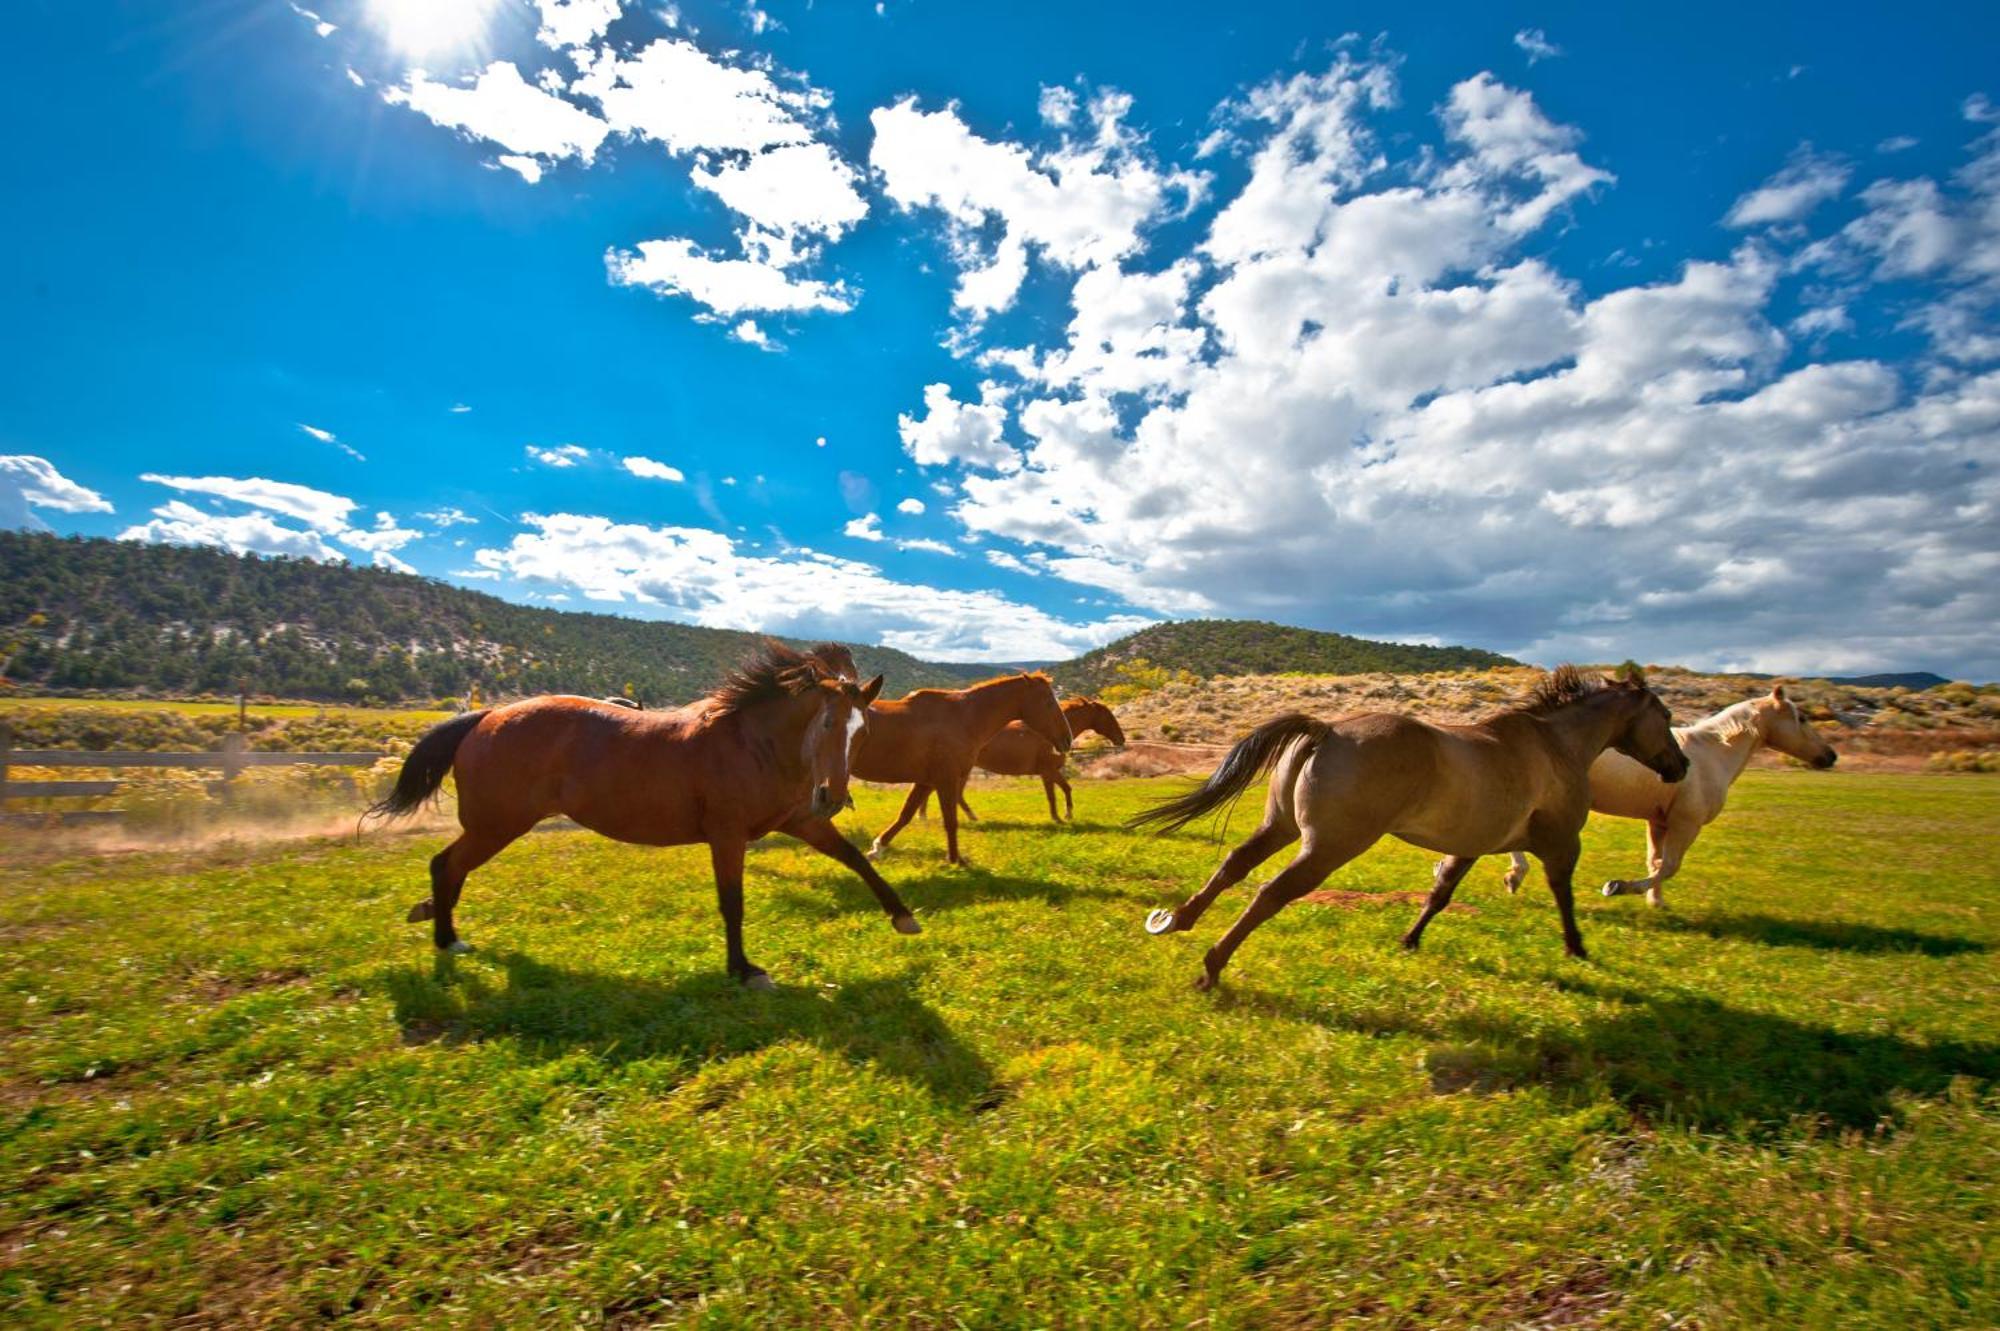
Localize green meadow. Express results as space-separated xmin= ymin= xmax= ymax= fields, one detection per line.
xmin=2 ymin=772 xmax=1995 ymax=1327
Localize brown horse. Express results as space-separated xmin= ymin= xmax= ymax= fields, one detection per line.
xmin=1132 ymin=668 xmax=1688 ymax=990
xmin=927 ymin=695 xmax=1127 ymax=823
xmin=366 ymin=641 xmax=918 ymax=988
xmin=854 ymin=672 xmax=1073 ymax=864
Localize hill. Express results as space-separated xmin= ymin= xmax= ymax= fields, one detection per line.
xmin=0 ymin=532 xmax=985 ymax=704
xmin=1049 ymin=618 xmax=1518 ymax=694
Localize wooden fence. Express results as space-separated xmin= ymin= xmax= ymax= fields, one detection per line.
xmin=0 ymin=724 xmax=385 ymax=826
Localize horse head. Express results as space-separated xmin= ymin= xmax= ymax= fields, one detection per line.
xmin=802 ymin=671 xmax=884 ymax=819
xmin=1016 ymin=671 xmax=1074 ymax=754
xmin=1602 ymin=668 xmax=1689 ymax=783
xmin=1760 ymin=684 xmax=1838 ymax=769
xmin=1066 ymin=696 xmax=1125 ymax=747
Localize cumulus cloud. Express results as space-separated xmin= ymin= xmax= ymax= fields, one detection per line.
xmin=606 ymin=239 xmax=853 ymax=316
xmin=897 ymin=497 xmax=926 ymax=514
xmin=534 ymin=0 xmax=621 ymax=49
xmin=1725 ymin=145 xmax=1850 ymax=226
xmin=470 ymin=512 xmax=1148 ymax=658
xmin=419 ymin=506 xmax=479 ymax=527
xmin=622 ymin=455 xmax=686 ymax=482
xmin=137 ymin=473 xmax=355 ymax=532
xmin=384 ymin=61 xmax=610 ymax=182
xmin=903 ymin=56 xmax=2000 ymax=676
xmin=0 ymin=455 xmax=113 ymax=530
xmin=527 ymin=443 xmax=592 ymax=468
xmin=898 ymin=382 xmax=1018 ymax=471
xmin=121 ymin=501 xmax=346 ymax=561
xmin=870 ymin=91 xmax=1207 ymax=316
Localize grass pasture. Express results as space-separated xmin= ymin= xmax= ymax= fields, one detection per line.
xmin=2 ymin=772 xmax=1996 ymax=1327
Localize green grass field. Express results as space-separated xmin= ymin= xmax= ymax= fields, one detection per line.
xmin=2 ymin=772 xmax=1995 ymax=1327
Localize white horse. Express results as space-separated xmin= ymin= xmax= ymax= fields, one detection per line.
xmin=1492 ymin=685 xmax=1837 ymax=907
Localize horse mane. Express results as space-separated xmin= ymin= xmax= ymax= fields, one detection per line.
xmin=1513 ymin=664 xmax=1602 ymax=717
xmin=804 ymin=641 xmax=858 ymax=680
xmin=705 ymin=640 xmax=826 ymax=717
xmin=901 ymin=670 xmax=1052 ymax=701
xmin=1689 ymin=697 xmax=1761 ymax=741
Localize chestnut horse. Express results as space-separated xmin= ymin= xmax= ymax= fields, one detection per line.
xmin=1132 ymin=668 xmax=1688 ymax=990
xmin=928 ymin=695 xmax=1127 ymax=823
xmin=1491 ymin=684 xmax=1837 ymax=906
xmin=854 ymin=672 xmax=1073 ymax=864
xmin=366 ymin=641 xmax=919 ymax=988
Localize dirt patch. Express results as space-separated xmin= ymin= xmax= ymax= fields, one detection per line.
xmin=187 ymin=968 xmax=314 ymax=1003
xmin=1300 ymin=889 xmax=1478 ymax=913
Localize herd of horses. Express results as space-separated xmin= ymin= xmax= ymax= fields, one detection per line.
xmin=368 ymin=640 xmax=1837 ymax=991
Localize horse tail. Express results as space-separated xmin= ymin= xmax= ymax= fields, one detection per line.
xmin=363 ymin=710 xmax=489 ymax=821
xmin=1126 ymin=712 xmax=1331 ymax=834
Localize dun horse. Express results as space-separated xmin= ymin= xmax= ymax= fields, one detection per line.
xmin=1491 ymin=684 xmax=1836 ymax=906
xmin=926 ymin=695 xmax=1126 ymax=823
xmin=855 ymin=673 xmax=1073 ymax=864
xmin=1132 ymin=668 xmax=1689 ymax=990
xmin=366 ymin=641 xmax=919 ymax=988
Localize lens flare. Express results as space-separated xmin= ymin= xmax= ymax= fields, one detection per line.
xmin=366 ymin=0 xmax=502 ymax=60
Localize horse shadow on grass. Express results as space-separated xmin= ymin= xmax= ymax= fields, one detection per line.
xmin=376 ymin=952 xmax=992 ymax=1109
xmin=1598 ymin=909 xmax=1988 ymax=957
xmin=1228 ymin=973 xmax=1999 ymax=1134
xmin=769 ymin=860 xmax=1136 ymax=922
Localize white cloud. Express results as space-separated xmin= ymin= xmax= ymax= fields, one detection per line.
xmin=606 ymin=239 xmax=854 ymax=316
xmin=137 ymin=473 xmax=355 ymax=532
xmin=729 ymin=319 xmax=772 ymax=347
xmin=844 ymin=512 xmax=883 ymax=541
xmin=572 ymin=37 xmax=821 ymax=155
xmin=449 ymin=403 xmax=473 ymax=413
xmin=690 ymin=142 xmax=867 ymax=249
xmin=622 ymin=455 xmax=686 ymax=482
xmin=341 ymin=511 xmax=423 ymax=555
xmin=419 ymin=506 xmax=479 ymax=527
xmin=897 ymin=497 xmax=926 ymax=514
xmin=901 ymin=57 xmax=2000 ymax=676
xmin=870 ymin=92 xmax=1207 ymax=315
xmin=898 ymin=382 xmax=1018 ymax=471
xmin=299 ymin=422 xmax=365 ymax=461
xmin=470 ymin=511 xmax=1149 ymax=659
xmin=535 ymin=0 xmax=621 ymax=49
xmin=527 ymin=443 xmax=591 ymax=468
xmin=1725 ymin=146 xmax=1850 ymax=226
xmin=0 ymin=455 xmax=112 ymax=531
xmin=1038 ymin=85 xmax=1078 ymax=127
xmin=1512 ymin=28 xmax=1562 ymax=63
xmin=384 ymin=61 xmax=610 ymax=182
xmin=1877 ymin=135 xmax=1919 ymax=154
xmin=120 ymin=501 xmax=344 ymax=561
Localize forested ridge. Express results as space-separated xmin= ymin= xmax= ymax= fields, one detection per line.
xmin=0 ymin=532 xmax=983 ymax=703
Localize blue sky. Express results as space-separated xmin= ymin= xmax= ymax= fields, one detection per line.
xmin=4 ymin=2 xmax=1998 ymax=676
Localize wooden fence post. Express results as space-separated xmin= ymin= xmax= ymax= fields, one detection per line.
xmin=1 ymin=721 xmax=12 ymax=805
xmin=219 ymin=732 xmax=246 ymax=802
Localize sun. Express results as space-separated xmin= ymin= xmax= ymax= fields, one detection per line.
xmin=365 ymin=0 xmax=503 ymax=61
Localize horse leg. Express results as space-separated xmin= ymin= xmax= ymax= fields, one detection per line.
xmin=868 ymin=785 xmax=930 ymax=859
xmin=1503 ymin=852 xmax=1530 ymax=894
xmin=957 ymin=792 xmax=979 ymax=822
xmin=779 ymin=813 xmax=921 ymax=935
xmin=1147 ymin=818 xmax=1299 ymax=936
xmin=1058 ymin=773 xmax=1073 ymax=821
xmin=1643 ymin=819 xmax=1697 ymax=909
xmin=1194 ymin=840 xmax=1355 ymax=992
xmin=1534 ymin=833 xmax=1588 ymax=959
xmin=1043 ymin=774 xmax=1061 ymax=822
xmin=939 ymin=773 xmax=967 ymax=865
xmin=406 ymin=829 xmax=513 ymax=953
xmin=1401 ymin=855 xmax=1481 ymax=951
xmin=709 ymin=837 xmax=773 ymax=990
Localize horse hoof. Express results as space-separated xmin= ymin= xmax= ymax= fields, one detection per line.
xmin=1145 ymin=909 xmax=1180 ymax=935
xmin=407 ymin=900 xmax=435 ymax=923
xmin=1600 ymin=881 xmax=1623 ymax=898
xmin=892 ymin=914 xmax=922 ymax=935
xmin=440 ymin=939 xmax=473 ymax=955
xmin=866 ymin=844 xmax=886 ymax=861
xmin=1192 ymin=973 xmax=1217 ymax=993
xmin=741 ymin=972 xmax=776 ymax=992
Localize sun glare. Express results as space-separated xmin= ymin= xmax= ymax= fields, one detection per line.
xmin=366 ymin=0 xmax=502 ymax=60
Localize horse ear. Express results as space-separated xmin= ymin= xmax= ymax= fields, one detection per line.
xmin=1771 ymin=683 xmax=1787 ymax=701
xmin=859 ymin=674 xmax=884 ymax=705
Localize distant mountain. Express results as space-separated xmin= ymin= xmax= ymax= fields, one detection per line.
xmin=0 ymin=532 xmax=986 ymax=704
xmin=1049 ymin=619 xmax=1518 ymax=694
xmin=1818 ymin=672 xmax=1951 ymax=691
